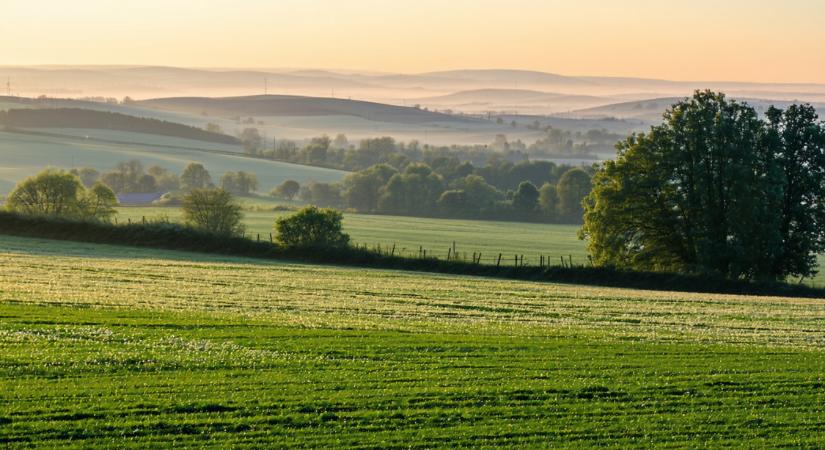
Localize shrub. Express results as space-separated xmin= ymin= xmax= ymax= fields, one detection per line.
xmin=6 ymin=169 xmax=118 ymax=221
xmin=275 ymin=206 xmax=350 ymax=248
xmin=181 ymin=188 xmax=244 ymax=236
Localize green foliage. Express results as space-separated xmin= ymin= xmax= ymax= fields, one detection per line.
xmin=80 ymin=182 xmax=118 ymax=222
xmin=181 ymin=188 xmax=244 ymax=236
xmin=512 ymin=181 xmax=539 ymax=212
xmin=220 ymin=170 xmax=259 ymax=196
xmin=538 ymin=182 xmax=558 ymax=219
xmin=582 ymin=91 xmax=825 ymax=281
xmin=342 ymin=164 xmax=397 ymax=212
xmin=556 ymin=168 xmax=592 ymax=223
xmin=180 ymin=162 xmax=212 ymax=191
xmin=6 ymin=168 xmax=117 ymax=221
xmin=275 ymin=206 xmax=350 ymax=248
xmin=271 ymin=179 xmax=301 ymax=200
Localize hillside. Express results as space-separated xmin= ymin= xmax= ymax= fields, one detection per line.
xmin=565 ymin=97 xmax=825 ymax=121
xmin=137 ymin=95 xmax=480 ymax=124
xmin=0 ymin=108 xmax=239 ymax=145
xmin=0 ymin=129 xmax=347 ymax=193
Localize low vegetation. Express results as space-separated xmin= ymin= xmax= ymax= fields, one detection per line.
xmin=0 ymin=108 xmax=240 ymax=144
xmin=1 ymin=235 xmax=824 ymax=447
xmin=5 ymin=169 xmax=117 ymax=221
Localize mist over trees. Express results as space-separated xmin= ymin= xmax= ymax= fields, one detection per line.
xmin=581 ymin=91 xmax=825 ymax=281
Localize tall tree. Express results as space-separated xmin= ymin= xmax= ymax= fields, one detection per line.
xmin=581 ymin=91 xmax=823 ymax=281
xmin=180 ymin=163 xmax=212 ymax=191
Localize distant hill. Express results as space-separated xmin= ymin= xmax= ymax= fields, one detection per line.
xmin=413 ymin=89 xmax=613 ymax=113
xmin=565 ymin=97 xmax=825 ymax=122
xmin=137 ymin=95 xmax=480 ymax=124
xmin=0 ymin=108 xmax=240 ymax=145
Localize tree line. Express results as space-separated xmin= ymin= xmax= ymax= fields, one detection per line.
xmin=68 ymin=160 xmax=258 ymax=197
xmin=237 ymin=129 xmax=614 ymax=172
xmin=272 ymin=159 xmax=593 ymax=223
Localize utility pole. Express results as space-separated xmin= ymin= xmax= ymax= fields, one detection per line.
xmin=5 ymin=78 xmax=10 ymax=96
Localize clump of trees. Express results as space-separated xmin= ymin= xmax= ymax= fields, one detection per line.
xmin=271 ymin=179 xmax=300 ymax=200
xmin=275 ymin=206 xmax=350 ymax=248
xmin=295 ymin=161 xmax=592 ymax=223
xmin=6 ymin=169 xmax=117 ymax=221
xmin=181 ymin=188 xmax=245 ymax=236
xmin=220 ymin=171 xmax=258 ymax=196
xmin=581 ymin=91 xmax=825 ymax=281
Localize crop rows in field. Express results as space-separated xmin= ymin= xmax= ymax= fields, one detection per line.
xmin=1 ymin=235 xmax=824 ymax=447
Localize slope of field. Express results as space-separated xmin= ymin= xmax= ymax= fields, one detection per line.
xmin=117 ymin=205 xmax=589 ymax=265
xmin=137 ymin=95 xmax=480 ymax=124
xmin=0 ymin=108 xmax=239 ymax=144
xmin=117 ymin=205 xmax=825 ymax=287
xmin=1 ymin=235 xmax=824 ymax=447
xmin=0 ymin=130 xmax=347 ymax=193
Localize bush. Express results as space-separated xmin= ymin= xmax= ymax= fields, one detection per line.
xmin=275 ymin=206 xmax=350 ymax=248
xmin=6 ymin=168 xmax=118 ymax=221
xmin=181 ymin=188 xmax=245 ymax=236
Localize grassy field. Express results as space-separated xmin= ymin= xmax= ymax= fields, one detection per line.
xmin=0 ymin=129 xmax=347 ymax=193
xmin=117 ymin=204 xmax=825 ymax=286
xmin=1 ymin=235 xmax=825 ymax=447
xmin=117 ymin=205 xmax=590 ymax=265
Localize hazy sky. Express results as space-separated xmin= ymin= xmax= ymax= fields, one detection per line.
xmin=3 ymin=0 xmax=824 ymax=83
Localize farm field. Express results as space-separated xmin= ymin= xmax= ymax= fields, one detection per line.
xmin=117 ymin=205 xmax=590 ymax=265
xmin=118 ymin=205 xmax=825 ymax=286
xmin=1 ymin=235 xmax=824 ymax=447
xmin=0 ymin=130 xmax=347 ymax=193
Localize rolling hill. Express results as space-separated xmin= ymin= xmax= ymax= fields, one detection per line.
xmin=0 ymin=108 xmax=239 ymax=145
xmin=137 ymin=95 xmax=481 ymax=124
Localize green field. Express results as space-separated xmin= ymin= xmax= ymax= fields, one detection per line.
xmin=0 ymin=129 xmax=347 ymax=193
xmin=1 ymin=235 xmax=825 ymax=447
xmin=118 ymin=204 xmax=825 ymax=286
xmin=118 ymin=205 xmax=590 ymax=265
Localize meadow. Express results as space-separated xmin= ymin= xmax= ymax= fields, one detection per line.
xmin=117 ymin=204 xmax=825 ymax=286
xmin=1 ymin=234 xmax=824 ymax=447
xmin=0 ymin=129 xmax=347 ymax=193
xmin=117 ymin=205 xmax=590 ymax=265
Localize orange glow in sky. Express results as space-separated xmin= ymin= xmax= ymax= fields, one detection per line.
xmin=2 ymin=0 xmax=824 ymax=83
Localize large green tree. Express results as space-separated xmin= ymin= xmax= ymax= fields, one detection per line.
xmin=581 ymin=91 xmax=825 ymax=281
xmin=6 ymin=169 xmax=117 ymax=221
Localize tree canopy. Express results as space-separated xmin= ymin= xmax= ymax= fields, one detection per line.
xmin=581 ymin=91 xmax=825 ymax=281
xmin=6 ymin=169 xmax=118 ymax=221
xmin=275 ymin=206 xmax=350 ymax=248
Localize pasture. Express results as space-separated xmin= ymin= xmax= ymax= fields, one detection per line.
xmin=0 ymin=129 xmax=347 ymax=193
xmin=1 ymin=235 xmax=824 ymax=447
xmin=117 ymin=204 xmax=825 ymax=286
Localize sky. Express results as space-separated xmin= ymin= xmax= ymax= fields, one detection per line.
xmin=2 ymin=0 xmax=824 ymax=83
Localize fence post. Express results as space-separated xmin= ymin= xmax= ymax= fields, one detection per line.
xmin=391 ymin=243 xmax=396 ymax=257
xmin=269 ymin=233 xmax=273 ymax=243
xmin=540 ymin=255 xmax=543 ymax=268
xmin=515 ymin=254 xmax=518 ymax=267
xmin=447 ymin=247 xmax=452 ymax=261
xmin=569 ymin=254 xmax=573 ymax=267
xmin=497 ymin=253 xmax=502 ymax=268
xmin=127 ymin=218 xmax=131 ymax=225
xmin=257 ymin=234 xmax=260 ymax=242
xmin=142 ymin=216 xmax=145 ymax=224
xmin=452 ymin=241 xmax=456 ymax=258
xmin=477 ymin=253 xmax=482 ymax=264
xmin=560 ymin=256 xmax=566 ymax=268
